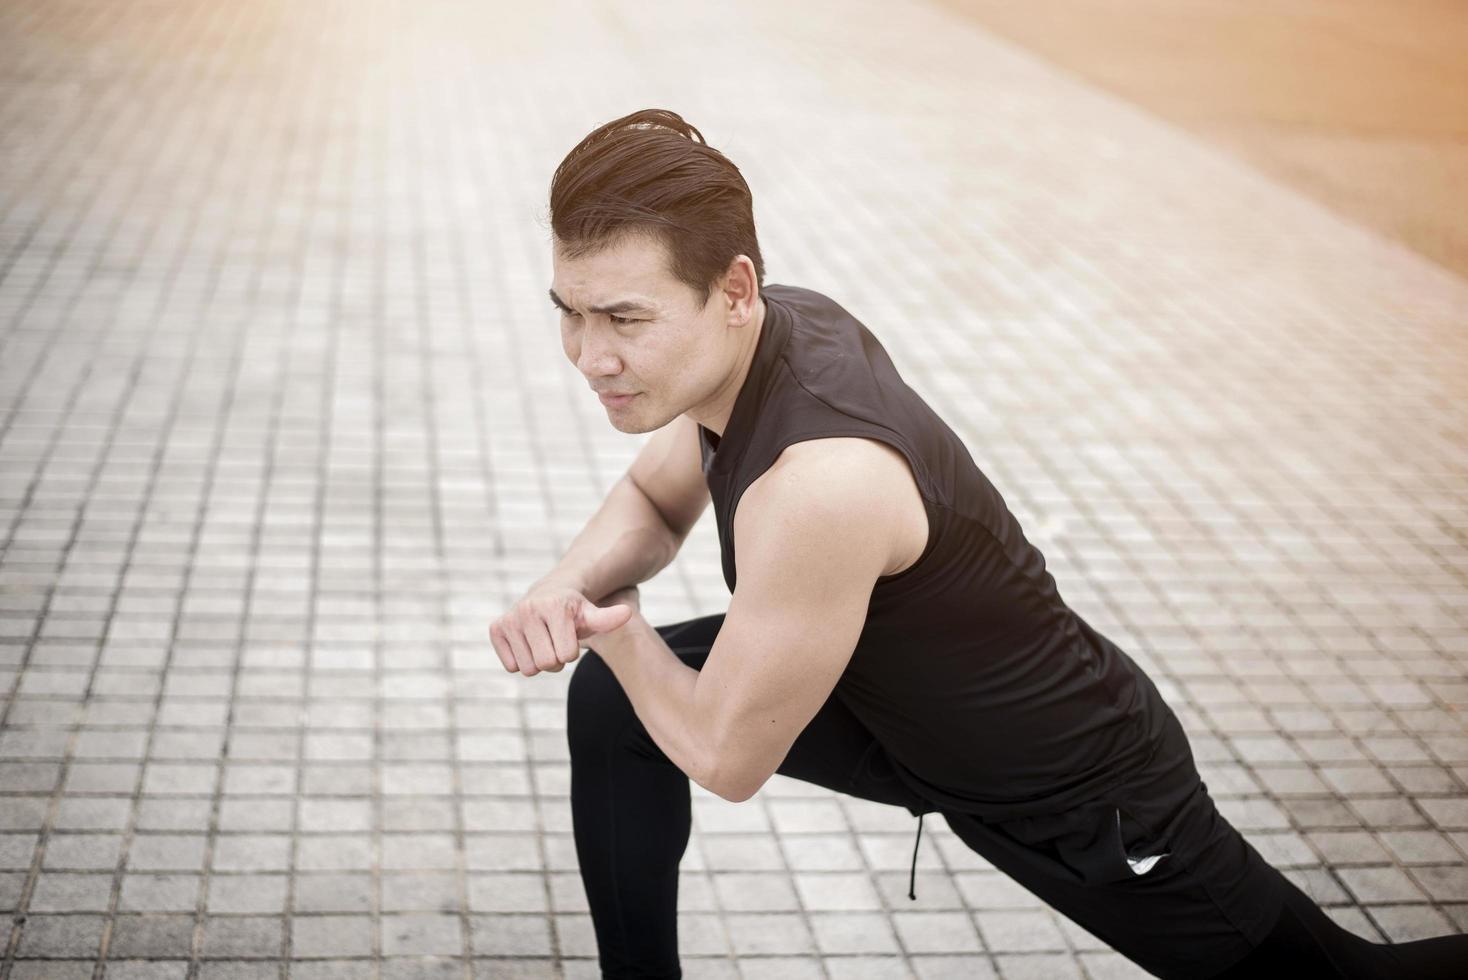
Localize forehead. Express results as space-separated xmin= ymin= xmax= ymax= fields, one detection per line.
xmin=551 ymin=233 xmax=681 ymax=303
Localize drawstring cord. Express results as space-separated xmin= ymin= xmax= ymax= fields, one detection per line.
xmin=907 ymin=812 xmax=924 ymax=900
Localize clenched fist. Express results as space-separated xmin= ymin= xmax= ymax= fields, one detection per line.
xmin=489 ymin=584 xmax=641 ymax=676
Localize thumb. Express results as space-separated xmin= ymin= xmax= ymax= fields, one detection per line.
xmin=577 ymin=599 xmax=635 ymax=636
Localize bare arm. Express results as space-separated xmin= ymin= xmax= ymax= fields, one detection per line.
xmin=494 ymin=478 xmax=679 ymax=678
xmin=587 ymin=437 xmax=917 ymax=801
xmin=530 ymin=413 xmax=709 ymax=600
xmin=529 ymin=473 xmax=682 ymax=602
xmin=491 ymin=415 xmax=710 ymax=677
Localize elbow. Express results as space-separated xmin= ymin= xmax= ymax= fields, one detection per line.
xmin=717 ymin=779 xmax=761 ymax=804
xmin=703 ymin=749 xmax=772 ymax=804
xmin=713 ymin=776 xmax=764 ymax=805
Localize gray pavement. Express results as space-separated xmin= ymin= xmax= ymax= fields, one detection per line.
xmin=1 ymin=0 xmax=1466 ymax=978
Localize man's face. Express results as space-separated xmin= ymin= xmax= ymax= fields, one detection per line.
xmin=550 ymin=233 xmax=729 ymax=434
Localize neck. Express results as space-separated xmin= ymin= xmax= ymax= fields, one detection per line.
xmin=693 ymin=295 xmax=766 ymax=439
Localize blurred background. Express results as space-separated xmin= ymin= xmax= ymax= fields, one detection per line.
xmin=944 ymin=0 xmax=1468 ymax=279
xmin=0 ymin=1 xmax=1464 ymax=978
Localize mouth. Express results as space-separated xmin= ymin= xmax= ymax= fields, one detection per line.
xmin=597 ymin=391 xmax=638 ymax=407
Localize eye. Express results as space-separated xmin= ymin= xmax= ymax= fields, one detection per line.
xmin=610 ymin=314 xmax=641 ymax=325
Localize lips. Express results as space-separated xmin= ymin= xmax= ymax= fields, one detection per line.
xmin=598 ymin=391 xmax=637 ymax=405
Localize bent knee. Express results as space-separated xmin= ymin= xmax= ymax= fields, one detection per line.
xmin=566 ymin=651 xmax=636 ymax=752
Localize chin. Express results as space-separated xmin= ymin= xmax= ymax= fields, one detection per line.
xmin=608 ymin=411 xmax=657 ymax=435
xmin=609 ymin=402 xmax=673 ymax=435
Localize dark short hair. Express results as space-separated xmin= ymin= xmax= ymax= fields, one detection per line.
xmin=548 ymin=108 xmax=765 ymax=306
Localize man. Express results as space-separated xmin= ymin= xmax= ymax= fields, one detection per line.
xmin=488 ymin=108 xmax=1465 ymax=978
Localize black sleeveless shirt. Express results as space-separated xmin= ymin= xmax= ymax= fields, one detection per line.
xmin=698 ymin=284 xmax=1175 ymax=822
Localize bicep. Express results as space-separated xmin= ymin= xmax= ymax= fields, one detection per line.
xmin=692 ymin=451 xmax=896 ymax=801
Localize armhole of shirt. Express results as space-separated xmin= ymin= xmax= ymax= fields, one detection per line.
xmin=744 ymin=428 xmax=941 ymax=587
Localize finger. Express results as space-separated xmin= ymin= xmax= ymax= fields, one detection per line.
xmin=574 ymin=598 xmax=618 ymax=639
xmin=504 ymin=624 xmax=539 ymax=677
xmin=527 ymin=616 xmax=562 ymax=673
xmin=488 ymin=621 xmax=517 ymax=672
xmin=572 ymin=598 xmax=593 ymax=640
xmin=550 ymin=606 xmax=581 ymax=668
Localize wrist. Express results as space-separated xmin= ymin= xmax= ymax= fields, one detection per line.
xmin=594 ymin=611 xmax=652 ymax=658
xmin=530 ymin=573 xmax=587 ymax=597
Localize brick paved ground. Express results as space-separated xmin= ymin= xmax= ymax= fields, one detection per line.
xmin=0 ymin=1 xmax=1465 ymax=978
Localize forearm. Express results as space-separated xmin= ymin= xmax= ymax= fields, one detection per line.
xmin=530 ymin=475 xmax=681 ymax=602
xmin=595 ymin=617 xmax=718 ymax=794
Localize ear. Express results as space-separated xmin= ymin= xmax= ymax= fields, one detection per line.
xmin=721 ymin=255 xmax=760 ymax=326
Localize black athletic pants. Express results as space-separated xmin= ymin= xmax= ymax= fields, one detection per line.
xmin=566 ymin=613 xmax=1466 ymax=979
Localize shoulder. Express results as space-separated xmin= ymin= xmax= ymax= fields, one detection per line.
xmin=774 ymin=436 xmax=912 ymax=481
xmin=762 ymin=282 xmax=851 ymax=323
xmin=751 ymin=437 xmax=912 ymax=504
xmin=733 ymin=438 xmax=920 ymax=574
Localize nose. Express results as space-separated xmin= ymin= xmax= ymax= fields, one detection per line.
xmin=574 ymin=322 xmax=622 ymax=378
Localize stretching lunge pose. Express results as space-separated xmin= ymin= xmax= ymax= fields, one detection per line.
xmin=488 ymin=108 xmax=1466 ymax=978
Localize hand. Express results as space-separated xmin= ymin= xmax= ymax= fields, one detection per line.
xmin=488 ymin=584 xmax=641 ymax=677
xmin=582 ymin=585 xmax=643 ymax=656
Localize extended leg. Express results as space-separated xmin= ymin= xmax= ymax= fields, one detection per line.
xmin=1211 ymin=869 xmax=1468 ymax=980
xmin=936 ymin=705 xmax=1468 ymax=979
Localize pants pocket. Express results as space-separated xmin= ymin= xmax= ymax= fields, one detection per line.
xmin=1115 ymin=806 xmax=1172 ymax=876
xmin=999 ymin=805 xmax=1173 ymax=887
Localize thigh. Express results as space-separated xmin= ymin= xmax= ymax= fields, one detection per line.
xmin=944 ymin=793 xmax=1282 ymax=979
xmin=941 ymin=712 xmax=1285 ymax=979
xmin=654 ymin=611 xmax=727 ymax=655
xmin=647 ymin=613 xmax=931 ymax=813
xmin=775 ymin=690 xmax=934 ymax=814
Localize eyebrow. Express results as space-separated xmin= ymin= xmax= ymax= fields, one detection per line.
xmin=548 ymin=288 xmax=655 ymax=316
